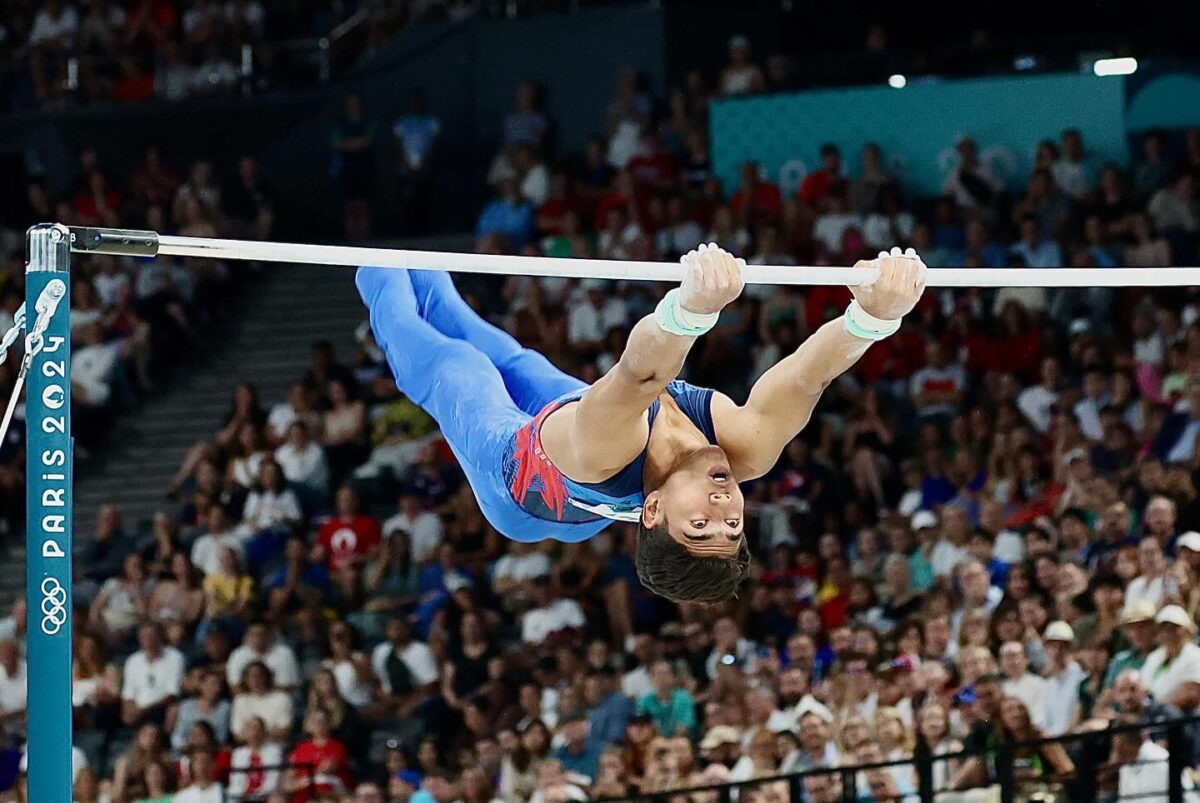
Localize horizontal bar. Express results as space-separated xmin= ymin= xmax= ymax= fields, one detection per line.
xmin=69 ymin=226 xmax=158 ymax=257
xmin=66 ymin=226 xmax=1200 ymax=288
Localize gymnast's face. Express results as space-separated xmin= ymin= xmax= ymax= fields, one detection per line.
xmin=643 ymin=446 xmax=745 ymax=557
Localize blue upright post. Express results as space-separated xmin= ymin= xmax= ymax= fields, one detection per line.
xmin=24 ymin=223 xmax=73 ymax=803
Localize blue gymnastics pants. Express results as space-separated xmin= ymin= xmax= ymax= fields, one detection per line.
xmin=356 ymin=267 xmax=604 ymax=542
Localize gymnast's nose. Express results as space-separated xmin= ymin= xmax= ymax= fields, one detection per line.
xmin=709 ymin=491 xmax=731 ymax=504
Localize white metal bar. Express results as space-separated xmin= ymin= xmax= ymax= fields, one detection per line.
xmin=151 ymin=233 xmax=1200 ymax=288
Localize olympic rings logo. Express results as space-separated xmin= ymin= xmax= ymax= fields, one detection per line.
xmin=40 ymin=577 xmax=68 ymax=635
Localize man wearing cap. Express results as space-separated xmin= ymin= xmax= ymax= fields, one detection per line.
xmin=699 ymin=725 xmax=742 ymax=768
xmin=1103 ymin=601 xmax=1161 ymax=688
xmin=1176 ymin=530 xmax=1200 ymax=571
xmin=794 ymin=700 xmax=840 ymax=771
xmin=1041 ymin=621 xmax=1085 ymax=736
xmin=1139 ymin=604 xmax=1200 ymax=713
xmin=909 ymin=510 xmax=939 ymax=592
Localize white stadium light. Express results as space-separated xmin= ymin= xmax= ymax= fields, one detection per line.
xmin=1094 ymin=57 xmax=1138 ymax=77
xmin=888 ymin=74 xmax=907 ymax=89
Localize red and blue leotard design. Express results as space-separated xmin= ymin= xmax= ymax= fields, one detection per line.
xmin=502 ymin=380 xmax=717 ymax=526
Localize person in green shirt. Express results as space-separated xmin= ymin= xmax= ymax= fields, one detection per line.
xmin=636 ymin=660 xmax=696 ymax=737
xmin=1102 ymin=601 xmax=1159 ymax=688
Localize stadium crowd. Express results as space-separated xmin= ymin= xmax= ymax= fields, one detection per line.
xmin=4 ymin=27 xmax=1200 ymax=803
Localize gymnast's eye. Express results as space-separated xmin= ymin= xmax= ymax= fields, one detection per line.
xmin=690 ymin=520 xmax=707 ymax=530
xmin=725 ymin=519 xmax=740 ymax=529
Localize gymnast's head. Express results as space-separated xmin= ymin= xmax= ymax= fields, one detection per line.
xmin=636 ymin=445 xmax=750 ymax=604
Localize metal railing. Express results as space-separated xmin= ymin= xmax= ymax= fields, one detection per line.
xmin=609 ymin=716 xmax=1200 ymax=803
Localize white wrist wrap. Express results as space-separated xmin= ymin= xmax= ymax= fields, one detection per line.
xmin=843 ymin=300 xmax=901 ymax=341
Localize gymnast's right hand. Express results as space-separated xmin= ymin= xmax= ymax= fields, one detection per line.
xmin=678 ymin=242 xmax=746 ymax=315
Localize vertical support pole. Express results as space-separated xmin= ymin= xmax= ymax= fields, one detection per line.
xmin=24 ymin=222 xmax=73 ymax=803
xmin=1168 ymin=721 xmax=1186 ymax=803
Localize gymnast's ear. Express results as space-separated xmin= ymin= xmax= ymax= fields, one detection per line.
xmin=642 ymin=492 xmax=663 ymax=529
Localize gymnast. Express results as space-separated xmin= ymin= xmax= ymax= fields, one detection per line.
xmin=357 ymin=244 xmax=926 ymax=603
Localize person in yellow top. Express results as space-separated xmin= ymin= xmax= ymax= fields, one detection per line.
xmin=201 ymin=547 xmax=254 ymax=640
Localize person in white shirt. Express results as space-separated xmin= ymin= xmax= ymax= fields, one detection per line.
xmin=930 ymin=506 xmax=972 ymax=580
xmin=812 ymin=193 xmax=863 ymax=254
xmin=566 ymin=281 xmax=628 ymax=352
xmin=370 ymin=617 xmax=440 ymax=721
xmin=228 ymin=715 xmax=284 ymax=801
xmin=230 ymin=661 xmax=294 ymax=743
xmin=266 ymin=382 xmax=321 ymax=444
xmin=999 ymin=641 xmax=1046 ymax=730
xmin=190 ymin=503 xmax=246 ymax=577
xmin=1127 ymin=536 xmax=1170 ymax=609
xmin=1017 ymin=356 xmax=1061 ymax=434
xmin=122 ymin=623 xmax=184 ymax=727
xmin=1139 ymin=605 xmax=1200 ymax=713
xmin=1113 ymin=723 xmax=1200 ymax=803
xmin=492 ymin=542 xmax=551 ymax=599
xmin=239 ymin=459 xmax=303 ymax=535
xmin=521 ymin=579 xmax=585 ymax=646
xmin=72 ymin=323 xmax=121 ymax=407
xmin=382 ymin=490 xmax=442 ymax=563
xmin=1040 ymin=622 xmax=1086 ymax=736
xmin=174 ymin=747 xmax=225 ymax=803
xmin=274 ymin=421 xmax=329 ymax=493
xmin=226 ymin=621 xmax=300 ymax=693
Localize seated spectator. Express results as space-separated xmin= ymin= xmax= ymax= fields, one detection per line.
xmin=122 ymin=623 xmax=184 ymax=728
xmin=240 ymin=459 xmax=302 ymax=535
xmin=264 ymin=536 xmax=330 ymax=618
xmin=1010 ymin=214 xmax=1064 ymax=267
xmin=283 ymin=709 xmax=352 ymax=800
xmin=273 ymin=421 xmax=329 ymax=498
xmin=316 ymin=485 xmax=381 ymax=585
xmin=730 ymin=161 xmax=783 ymax=229
xmin=177 ymin=720 xmax=233 ymax=787
xmin=170 ymin=668 xmax=230 ymax=752
xmin=636 ymin=661 xmax=695 ymax=738
xmin=88 ymin=552 xmax=153 ymax=645
xmin=321 ymin=381 xmax=367 ymax=488
xmin=998 ymin=641 xmax=1046 ymax=730
xmin=267 ymin=382 xmax=320 ymax=445
xmin=230 ymin=661 xmax=293 ymax=744
xmin=227 ymin=621 xmax=300 ymax=695
xmin=1140 ymin=604 xmax=1200 ymax=714
xmin=200 ymin=547 xmax=253 ymax=637
xmin=370 ymin=617 xmax=439 ymax=722
xmin=799 ymin=144 xmax=844 ymax=209
xmin=1149 ymin=172 xmax=1198 ymax=236
xmin=383 ymin=489 xmax=442 ymax=564
xmin=228 ymin=715 xmax=283 ymax=801
xmin=812 ymin=192 xmax=861 ymax=255
xmin=941 ymin=136 xmax=1002 ymax=220
xmin=910 ymin=340 xmax=966 ymax=424
xmin=1125 ymin=213 xmax=1173 ymax=267
xmin=175 ymin=747 xmax=224 ymax=803
xmin=477 ymin=178 xmax=535 ymax=251
xmin=148 ymin=551 xmax=205 ymax=627
xmin=997 ymin=696 xmax=1074 ymax=782
xmin=521 ymin=577 xmax=585 ymax=647
xmin=72 ymin=632 xmax=120 ymax=732
xmin=719 ymin=35 xmax=764 ymax=96
xmin=111 ymin=723 xmax=170 ymax=803
xmin=189 ymin=503 xmax=244 ymax=577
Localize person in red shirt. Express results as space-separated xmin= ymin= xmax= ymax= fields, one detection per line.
xmin=730 ymin=161 xmax=783 ymax=229
xmin=316 ymin=485 xmax=381 ymax=576
xmin=626 ymin=131 xmax=678 ymax=194
xmin=284 ymin=709 xmax=352 ymax=803
xmin=798 ymin=144 xmax=844 ymax=210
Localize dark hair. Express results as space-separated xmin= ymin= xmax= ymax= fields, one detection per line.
xmin=635 ymin=520 xmax=750 ymax=604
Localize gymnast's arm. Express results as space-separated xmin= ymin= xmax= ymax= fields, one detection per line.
xmin=713 ymin=251 xmax=926 ymax=480
xmin=542 ymin=245 xmax=745 ymax=481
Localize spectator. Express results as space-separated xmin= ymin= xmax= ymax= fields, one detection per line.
xmin=636 ymin=661 xmax=696 ymax=738
xmin=227 ymin=621 xmax=300 ymax=694
xmin=1010 ymin=214 xmax=1064 ymax=268
xmin=910 ymin=340 xmax=966 ymax=423
xmin=1111 ymin=719 xmax=1200 ymax=803
xmin=393 ymin=88 xmax=441 ymax=236
xmin=798 ymin=144 xmax=844 ymax=210
xmin=122 ymin=623 xmax=184 ymax=727
xmin=942 ymin=137 xmax=1002 ymax=220
xmin=999 ymin=641 xmax=1046 ymax=730
xmin=719 ymin=36 xmax=764 ymax=96
xmin=1139 ymin=605 xmax=1200 ymax=714
xmin=274 ymin=421 xmax=329 ymax=497
xmin=230 ymin=661 xmax=293 ymax=743
xmin=1104 ymin=601 xmax=1159 ymax=687
xmin=477 ymin=178 xmax=536 ymax=251
xmin=316 ymin=485 xmax=381 ymax=580
xmin=1040 ymin=621 xmax=1085 ymax=736
xmin=227 ymin=716 xmax=283 ymax=801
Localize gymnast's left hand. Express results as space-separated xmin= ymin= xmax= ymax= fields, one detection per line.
xmin=850 ymin=246 xmax=927 ymax=320
xmin=678 ymin=242 xmax=746 ymax=315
